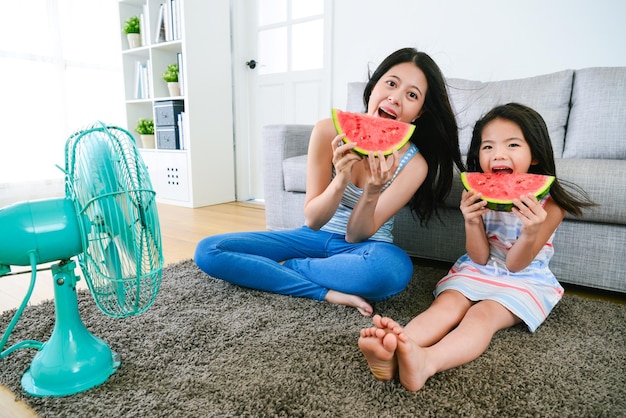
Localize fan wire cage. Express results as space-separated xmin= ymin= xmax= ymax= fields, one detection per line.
xmin=64 ymin=123 xmax=163 ymax=318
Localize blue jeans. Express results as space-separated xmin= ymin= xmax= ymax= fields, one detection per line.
xmin=194 ymin=226 xmax=413 ymax=302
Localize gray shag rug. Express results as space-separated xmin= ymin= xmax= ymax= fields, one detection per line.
xmin=1 ymin=259 xmax=625 ymax=417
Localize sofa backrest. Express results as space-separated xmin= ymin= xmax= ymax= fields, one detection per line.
xmin=346 ymin=70 xmax=575 ymax=158
xmin=563 ymin=67 xmax=626 ymax=159
xmin=446 ymin=70 xmax=573 ymax=157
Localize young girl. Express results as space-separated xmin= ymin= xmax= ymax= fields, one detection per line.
xmin=194 ymin=48 xmax=464 ymax=316
xmin=358 ymin=103 xmax=596 ymax=390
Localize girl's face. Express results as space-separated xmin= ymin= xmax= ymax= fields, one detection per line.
xmin=367 ymin=62 xmax=427 ymax=124
xmin=478 ymin=118 xmax=536 ymax=174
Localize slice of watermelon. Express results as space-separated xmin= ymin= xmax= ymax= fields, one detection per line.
xmin=332 ymin=108 xmax=415 ymax=156
xmin=461 ymin=172 xmax=555 ymax=212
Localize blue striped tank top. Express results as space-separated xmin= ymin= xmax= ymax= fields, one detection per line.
xmin=320 ymin=143 xmax=418 ymax=243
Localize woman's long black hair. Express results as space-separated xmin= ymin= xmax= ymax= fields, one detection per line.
xmin=363 ymin=47 xmax=465 ymax=224
xmin=466 ymin=103 xmax=596 ymax=216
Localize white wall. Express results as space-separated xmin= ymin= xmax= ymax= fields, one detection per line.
xmin=330 ymin=0 xmax=626 ymax=108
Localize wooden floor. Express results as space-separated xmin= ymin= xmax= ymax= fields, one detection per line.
xmin=1 ymin=201 xmax=624 ymax=416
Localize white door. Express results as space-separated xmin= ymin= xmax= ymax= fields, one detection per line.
xmin=231 ymin=0 xmax=331 ymax=202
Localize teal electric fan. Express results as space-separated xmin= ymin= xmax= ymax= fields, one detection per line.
xmin=0 ymin=122 xmax=163 ymax=397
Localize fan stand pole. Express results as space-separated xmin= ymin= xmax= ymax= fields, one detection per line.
xmin=21 ymin=260 xmax=121 ymax=397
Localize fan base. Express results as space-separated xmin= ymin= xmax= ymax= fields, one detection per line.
xmin=19 ymin=260 xmax=122 ymax=397
xmin=21 ymin=350 xmax=120 ymax=397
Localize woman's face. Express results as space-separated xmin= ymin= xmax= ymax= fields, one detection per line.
xmin=478 ymin=118 xmax=536 ymax=174
xmin=367 ymin=62 xmax=428 ymax=124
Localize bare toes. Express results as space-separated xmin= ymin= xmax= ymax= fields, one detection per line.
xmin=358 ymin=332 xmax=398 ymax=381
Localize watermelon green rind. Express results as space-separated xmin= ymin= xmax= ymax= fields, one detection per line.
xmin=460 ymin=172 xmax=555 ymax=212
xmin=331 ymin=108 xmax=415 ymax=156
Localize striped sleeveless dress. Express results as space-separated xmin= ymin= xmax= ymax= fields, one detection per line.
xmin=434 ymin=195 xmax=564 ymax=332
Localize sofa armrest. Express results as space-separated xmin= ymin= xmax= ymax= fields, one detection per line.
xmin=262 ymin=124 xmax=314 ymax=230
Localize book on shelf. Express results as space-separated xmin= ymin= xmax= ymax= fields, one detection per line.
xmin=155 ymin=0 xmax=182 ymax=43
xmin=177 ymin=111 xmax=187 ymax=150
xmin=139 ymin=13 xmax=146 ymax=47
xmin=171 ymin=0 xmax=182 ymax=40
xmin=145 ymin=59 xmax=151 ymax=98
xmin=155 ymin=3 xmax=166 ymax=43
xmin=133 ymin=61 xmax=142 ymax=99
xmin=164 ymin=1 xmax=172 ymax=41
xmin=134 ymin=60 xmax=151 ymax=100
xmin=177 ymin=52 xmax=184 ymax=95
xmin=141 ymin=3 xmax=149 ymax=46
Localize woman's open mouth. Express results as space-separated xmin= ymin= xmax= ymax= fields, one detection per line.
xmin=378 ymin=107 xmax=397 ymax=120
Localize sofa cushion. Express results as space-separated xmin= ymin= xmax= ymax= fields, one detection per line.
xmin=283 ymin=155 xmax=308 ymax=193
xmin=556 ymin=158 xmax=626 ymax=224
xmin=441 ymin=159 xmax=626 ymax=225
xmin=563 ymin=67 xmax=626 ymax=159
xmin=346 ymin=82 xmax=367 ymax=113
xmin=447 ymin=70 xmax=573 ymax=158
xmin=346 ymin=71 xmax=574 ymax=158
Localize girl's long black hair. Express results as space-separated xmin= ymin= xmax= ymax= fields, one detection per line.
xmin=466 ymin=103 xmax=596 ymax=216
xmin=363 ymin=48 xmax=464 ymax=224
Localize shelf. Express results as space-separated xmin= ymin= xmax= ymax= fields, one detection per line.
xmin=117 ymin=0 xmax=235 ymax=207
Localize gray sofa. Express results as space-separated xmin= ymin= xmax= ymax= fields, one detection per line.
xmin=263 ymin=67 xmax=626 ymax=294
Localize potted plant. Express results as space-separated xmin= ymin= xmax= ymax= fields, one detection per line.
xmin=123 ymin=16 xmax=141 ymax=49
xmin=135 ymin=118 xmax=155 ymax=148
xmin=162 ymin=63 xmax=180 ymax=96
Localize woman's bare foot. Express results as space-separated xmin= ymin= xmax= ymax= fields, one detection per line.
xmin=324 ymin=289 xmax=373 ymax=316
xmin=358 ymin=325 xmax=398 ymax=381
xmin=394 ymin=329 xmax=431 ymax=392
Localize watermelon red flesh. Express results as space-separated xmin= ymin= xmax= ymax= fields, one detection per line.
xmin=461 ymin=172 xmax=555 ymax=211
xmin=332 ymin=109 xmax=415 ymax=156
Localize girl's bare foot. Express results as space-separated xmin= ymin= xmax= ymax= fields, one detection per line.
xmin=374 ymin=314 xmax=401 ymax=332
xmin=358 ymin=326 xmax=398 ymax=381
xmin=324 ymin=289 xmax=373 ymax=316
xmin=394 ymin=330 xmax=431 ymax=392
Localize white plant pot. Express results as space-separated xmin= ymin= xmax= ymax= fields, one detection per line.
xmin=167 ymin=82 xmax=181 ymax=97
xmin=140 ymin=134 xmax=155 ymax=149
xmin=127 ymin=33 xmax=142 ymax=49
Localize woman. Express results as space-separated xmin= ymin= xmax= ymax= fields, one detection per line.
xmin=194 ymin=47 xmax=464 ymax=316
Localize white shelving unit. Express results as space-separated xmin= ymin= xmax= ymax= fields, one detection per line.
xmin=117 ymin=0 xmax=235 ymax=207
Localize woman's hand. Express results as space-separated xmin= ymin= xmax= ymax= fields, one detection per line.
xmin=345 ymin=146 xmax=413 ymax=243
xmin=362 ymin=150 xmax=399 ymax=194
xmin=460 ymin=189 xmax=488 ymax=225
xmin=331 ymin=135 xmax=361 ymax=185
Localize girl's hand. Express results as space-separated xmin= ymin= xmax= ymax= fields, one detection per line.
xmin=512 ymin=193 xmax=547 ymax=236
xmin=363 ymin=150 xmax=399 ymax=194
xmin=331 ymin=135 xmax=361 ymax=184
xmin=460 ymin=189 xmax=488 ymax=225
